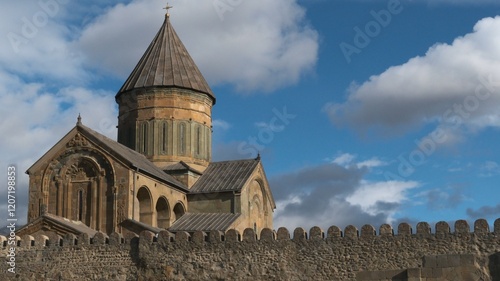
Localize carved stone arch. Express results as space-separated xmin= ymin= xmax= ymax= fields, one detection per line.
xmin=173 ymin=201 xmax=186 ymax=221
xmin=40 ymin=147 xmax=116 ymax=232
xmin=137 ymin=186 xmax=153 ymax=225
xmin=156 ymin=196 xmax=170 ymax=229
xmin=251 ymin=178 xmax=269 ymax=215
xmin=250 ymin=194 xmax=262 ymax=234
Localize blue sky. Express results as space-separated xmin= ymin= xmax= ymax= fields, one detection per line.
xmin=1 ymin=0 xmax=500 ymax=232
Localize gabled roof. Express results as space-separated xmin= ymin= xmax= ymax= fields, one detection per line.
xmin=189 ymin=158 xmax=260 ymax=193
xmin=120 ymin=219 xmax=163 ymax=235
xmin=78 ymin=124 xmax=187 ymax=191
xmin=168 ymin=213 xmax=240 ymax=233
xmin=116 ymin=15 xmax=215 ymax=102
xmin=17 ymin=213 xmax=98 ymax=237
xmin=27 ymin=121 xmax=188 ymax=192
xmin=163 ymin=161 xmax=203 ymax=175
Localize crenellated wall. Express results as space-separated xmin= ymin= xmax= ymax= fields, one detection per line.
xmin=1 ymin=218 xmax=500 ymax=280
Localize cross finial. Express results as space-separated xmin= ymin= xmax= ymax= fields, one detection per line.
xmin=77 ymin=113 xmax=82 ymax=125
xmin=163 ymin=2 xmax=173 ymax=18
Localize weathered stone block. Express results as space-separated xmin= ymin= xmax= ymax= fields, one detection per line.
xmin=309 ymin=226 xmax=324 ymax=241
xmin=174 ymin=231 xmax=190 ymax=243
xmin=379 ymin=224 xmax=393 ymax=236
xmin=260 ymin=228 xmax=275 ymax=241
xmin=435 ymin=221 xmax=450 ymax=235
xmin=416 ymin=222 xmax=431 ymax=235
xmin=398 ymin=222 xmax=412 ymax=236
xmin=344 ymin=225 xmax=358 ymax=239
xmin=474 ymin=219 xmax=489 ymax=234
xmin=192 ymin=231 xmax=206 ymax=244
xmin=225 ymin=229 xmax=240 ymax=242
xmin=293 ymin=227 xmax=307 ymax=242
xmin=454 ymin=220 xmax=469 ymax=234
xmin=360 ymin=224 xmax=376 ymax=239
xmin=276 ymin=227 xmax=290 ymax=240
xmin=208 ymin=230 xmax=223 ymax=243
xmin=327 ymin=225 xmax=342 ymax=239
xmin=243 ymin=228 xmax=257 ymax=242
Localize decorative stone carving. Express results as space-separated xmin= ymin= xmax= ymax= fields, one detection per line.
xmin=67 ymin=133 xmax=89 ymax=148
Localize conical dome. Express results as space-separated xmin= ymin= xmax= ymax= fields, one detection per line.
xmin=116 ymin=15 xmax=215 ymax=103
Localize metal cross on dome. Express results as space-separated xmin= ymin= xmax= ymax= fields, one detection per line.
xmin=164 ymin=2 xmax=173 ymax=17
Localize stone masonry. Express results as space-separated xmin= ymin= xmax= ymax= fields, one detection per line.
xmin=1 ymin=218 xmax=499 ymax=280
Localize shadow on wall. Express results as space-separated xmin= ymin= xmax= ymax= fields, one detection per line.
xmin=392 ymin=271 xmax=406 ymax=280
xmin=490 ymin=253 xmax=500 ymax=280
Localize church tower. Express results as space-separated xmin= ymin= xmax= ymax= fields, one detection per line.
xmin=116 ymin=10 xmax=215 ymax=172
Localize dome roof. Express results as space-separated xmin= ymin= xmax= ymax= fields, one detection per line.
xmin=116 ymin=15 xmax=215 ymax=102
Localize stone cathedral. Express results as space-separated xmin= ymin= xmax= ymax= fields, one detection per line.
xmin=18 ymin=11 xmax=275 ymax=238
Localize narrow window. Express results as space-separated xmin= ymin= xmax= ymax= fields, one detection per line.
xmin=179 ymin=123 xmax=186 ymax=155
xmin=162 ymin=123 xmax=168 ymax=153
xmin=142 ymin=122 xmax=148 ymax=154
xmin=78 ymin=190 xmax=83 ymax=221
xmin=196 ymin=126 xmax=201 ymax=155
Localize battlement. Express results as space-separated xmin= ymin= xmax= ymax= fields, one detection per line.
xmin=2 ymin=218 xmax=499 ymax=251
xmin=2 ymin=218 xmax=499 ymax=280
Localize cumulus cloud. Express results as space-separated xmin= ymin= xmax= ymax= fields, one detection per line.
xmin=327 ymin=16 xmax=500 ymax=138
xmin=0 ymin=2 xmax=117 ymax=226
xmin=271 ymin=159 xmax=419 ymax=230
xmin=77 ymin=0 xmax=319 ymax=92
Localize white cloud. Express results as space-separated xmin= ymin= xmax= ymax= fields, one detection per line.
xmin=270 ymin=160 xmax=421 ymax=230
xmin=213 ymin=119 xmax=231 ymax=131
xmin=357 ymin=158 xmax=388 ymax=169
xmin=479 ymin=161 xmax=500 ymax=177
xmin=327 ymin=16 xmax=500 ymax=138
xmin=77 ymin=0 xmax=319 ymax=92
xmin=332 ymin=153 xmax=356 ymax=166
xmin=0 ymin=3 xmax=119 ymax=225
xmin=330 ymin=152 xmax=387 ymax=169
xmin=346 ymin=180 xmax=419 ymax=220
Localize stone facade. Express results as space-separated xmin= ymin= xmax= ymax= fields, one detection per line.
xmin=116 ymin=88 xmax=213 ymax=171
xmin=2 ymin=219 xmax=499 ymax=280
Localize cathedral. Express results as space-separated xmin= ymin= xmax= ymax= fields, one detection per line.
xmin=18 ymin=9 xmax=275 ymax=238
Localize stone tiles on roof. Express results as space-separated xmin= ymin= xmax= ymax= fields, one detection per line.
xmin=168 ymin=213 xmax=240 ymax=232
xmin=17 ymin=213 xmax=98 ymax=237
xmin=189 ymin=159 xmax=259 ymax=193
xmin=117 ymin=15 xmax=215 ymax=101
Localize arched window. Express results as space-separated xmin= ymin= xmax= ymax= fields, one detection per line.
xmin=173 ymin=202 xmax=185 ymax=221
xmin=156 ymin=197 xmax=170 ymax=228
xmin=179 ymin=123 xmax=186 ymax=155
xmin=137 ymin=187 xmax=152 ymax=225
xmin=161 ymin=122 xmax=168 ymax=154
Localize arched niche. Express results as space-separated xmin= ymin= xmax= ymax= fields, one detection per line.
xmin=156 ymin=197 xmax=170 ymax=228
xmin=173 ymin=202 xmax=185 ymax=221
xmin=137 ymin=186 xmax=153 ymax=225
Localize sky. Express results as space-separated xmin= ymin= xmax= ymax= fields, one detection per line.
xmin=1 ymin=0 xmax=500 ymax=234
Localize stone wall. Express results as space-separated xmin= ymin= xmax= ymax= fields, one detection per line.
xmin=1 ymin=218 xmax=499 ymax=280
